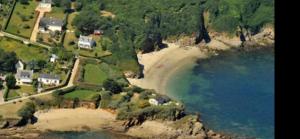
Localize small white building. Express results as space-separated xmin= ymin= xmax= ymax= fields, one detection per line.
xmin=38 ymin=74 xmax=60 ymax=86
xmin=149 ymin=98 xmax=159 ymax=106
xmin=50 ymin=54 xmax=58 ymax=63
xmin=149 ymin=97 xmax=169 ymax=106
xmin=15 ymin=70 xmax=33 ymax=85
xmin=78 ymin=35 xmax=94 ymax=49
xmin=38 ymin=0 xmax=52 ymax=9
xmin=39 ymin=17 xmax=64 ymax=32
xmin=15 ymin=60 xmax=25 ymax=71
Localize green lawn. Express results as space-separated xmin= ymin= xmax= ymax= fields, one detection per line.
xmin=7 ymin=85 xmax=35 ymax=100
xmin=84 ymin=64 xmax=108 ymax=84
xmin=45 ymin=7 xmax=65 ymax=20
xmin=0 ymin=37 xmax=49 ymax=62
xmin=63 ymin=12 xmax=111 ymax=58
xmin=6 ymin=1 xmax=38 ymax=38
xmin=64 ymin=90 xmax=100 ymax=101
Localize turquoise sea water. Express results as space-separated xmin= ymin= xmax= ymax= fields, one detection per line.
xmin=166 ymin=47 xmax=274 ymax=139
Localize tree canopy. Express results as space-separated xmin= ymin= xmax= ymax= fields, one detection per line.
xmin=0 ymin=48 xmax=18 ymax=73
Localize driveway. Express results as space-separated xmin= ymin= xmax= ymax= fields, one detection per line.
xmin=30 ymin=7 xmax=51 ymax=42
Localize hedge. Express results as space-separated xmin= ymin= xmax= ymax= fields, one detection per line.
xmin=3 ymin=85 xmax=9 ymax=101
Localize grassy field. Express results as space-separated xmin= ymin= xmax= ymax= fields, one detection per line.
xmin=45 ymin=7 xmax=65 ymax=20
xmin=5 ymin=1 xmax=38 ymax=38
xmin=0 ymin=37 xmax=49 ymax=62
xmin=8 ymin=85 xmax=36 ymax=99
xmin=84 ymin=64 xmax=108 ymax=84
xmin=0 ymin=93 xmax=53 ymax=119
xmin=64 ymin=89 xmax=100 ymax=101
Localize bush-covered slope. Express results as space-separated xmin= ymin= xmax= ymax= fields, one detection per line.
xmin=204 ymin=0 xmax=274 ymax=34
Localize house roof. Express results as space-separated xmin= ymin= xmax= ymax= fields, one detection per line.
xmin=41 ymin=0 xmax=52 ymax=3
xmin=16 ymin=70 xmax=33 ymax=79
xmin=40 ymin=17 xmax=64 ymax=27
xmin=79 ymin=35 xmax=93 ymax=43
xmin=15 ymin=60 xmax=24 ymax=67
xmin=39 ymin=74 xmax=60 ymax=80
xmin=155 ymin=97 xmax=168 ymax=104
xmin=51 ymin=54 xmax=59 ymax=59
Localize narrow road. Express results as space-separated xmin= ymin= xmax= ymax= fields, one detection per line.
xmin=0 ymin=31 xmax=50 ymax=49
xmin=67 ymin=58 xmax=80 ymax=87
xmin=0 ymin=58 xmax=80 ymax=106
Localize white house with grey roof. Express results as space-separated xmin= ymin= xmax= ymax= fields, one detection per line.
xmin=38 ymin=74 xmax=60 ymax=86
xmin=78 ymin=35 xmax=95 ymax=49
xmin=50 ymin=54 xmax=58 ymax=63
xmin=15 ymin=70 xmax=33 ymax=85
xmin=15 ymin=60 xmax=25 ymax=71
xmin=39 ymin=17 xmax=64 ymax=32
xmin=38 ymin=0 xmax=52 ymax=10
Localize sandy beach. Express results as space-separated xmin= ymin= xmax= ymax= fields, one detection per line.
xmin=127 ymin=37 xmax=241 ymax=94
xmin=28 ymin=108 xmax=117 ymax=131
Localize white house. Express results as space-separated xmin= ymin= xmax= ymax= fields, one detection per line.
xmin=38 ymin=74 xmax=60 ymax=86
xmin=149 ymin=98 xmax=159 ymax=105
xmin=15 ymin=70 xmax=33 ymax=85
xmin=38 ymin=0 xmax=52 ymax=10
xmin=15 ymin=60 xmax=25 ymax=71
xmin=39 ymin=17 xmax=64 ymax=32
xmin=50 ymin=54 xmax=58 ymax=63
xmin=78 ymin=35 xmax=94 ymax=49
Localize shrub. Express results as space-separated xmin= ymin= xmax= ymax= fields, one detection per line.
xmin=5 ymin=74 xmax=16 ymax=89
xmin=17 ymin=102 xmax=36 ymax=119
xmin=103 ymin=79 xmax=122 ymax=94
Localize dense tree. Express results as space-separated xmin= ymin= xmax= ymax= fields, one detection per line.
xmin=103 ymin=79 xmax=122 ymax=94
xmin=5 ymin=74 xmax=16 ymax=89
xmin=0 ymin=80 xmax=3 ymax=89
xmin=17 ymin=102 xmax=36 ymax=119
xmin=19 ymin=0 xmax=29 ymax=5
xmin=0 ymin=48 xmax=18 ymax=73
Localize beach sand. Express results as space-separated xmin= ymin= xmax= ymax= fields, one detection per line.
xmin=29 ymin=108 xmax=117 ymax=131
xmin=127 ymin=38 xmax=240 ymax=94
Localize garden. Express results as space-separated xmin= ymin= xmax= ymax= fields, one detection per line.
xmin=0 ymin=0 xmax=15 ymax=30
xmin=5 ymin=0 xmax=38 ymax=38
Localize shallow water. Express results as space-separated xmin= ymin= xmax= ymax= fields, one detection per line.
xmin=166 ymin=47 xmax=274 ymax=139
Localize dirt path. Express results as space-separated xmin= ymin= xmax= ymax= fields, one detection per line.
xmin=67 ymin=58 xmax=80 ymax=87
xmin=0 ymin=90 xmax=4 ymax=104
xmin=30 ymin=12 xmax=44 ymax=42
xmin=30 ymin=5 xmax=52 ymax=42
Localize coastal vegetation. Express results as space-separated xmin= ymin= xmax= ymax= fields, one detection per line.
xmin=0 ymin=0 xmax=274 ymax=138
xmin=203 ymin=0 xmax=274 ymax=34
xmin=69 ymin=0 xmax=274 ymax=76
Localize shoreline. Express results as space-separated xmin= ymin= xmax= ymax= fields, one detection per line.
xmin=127 ymin=27 xmax=274 ymax=96
xmin=127 ymin=37 xmax=241 ymax=95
